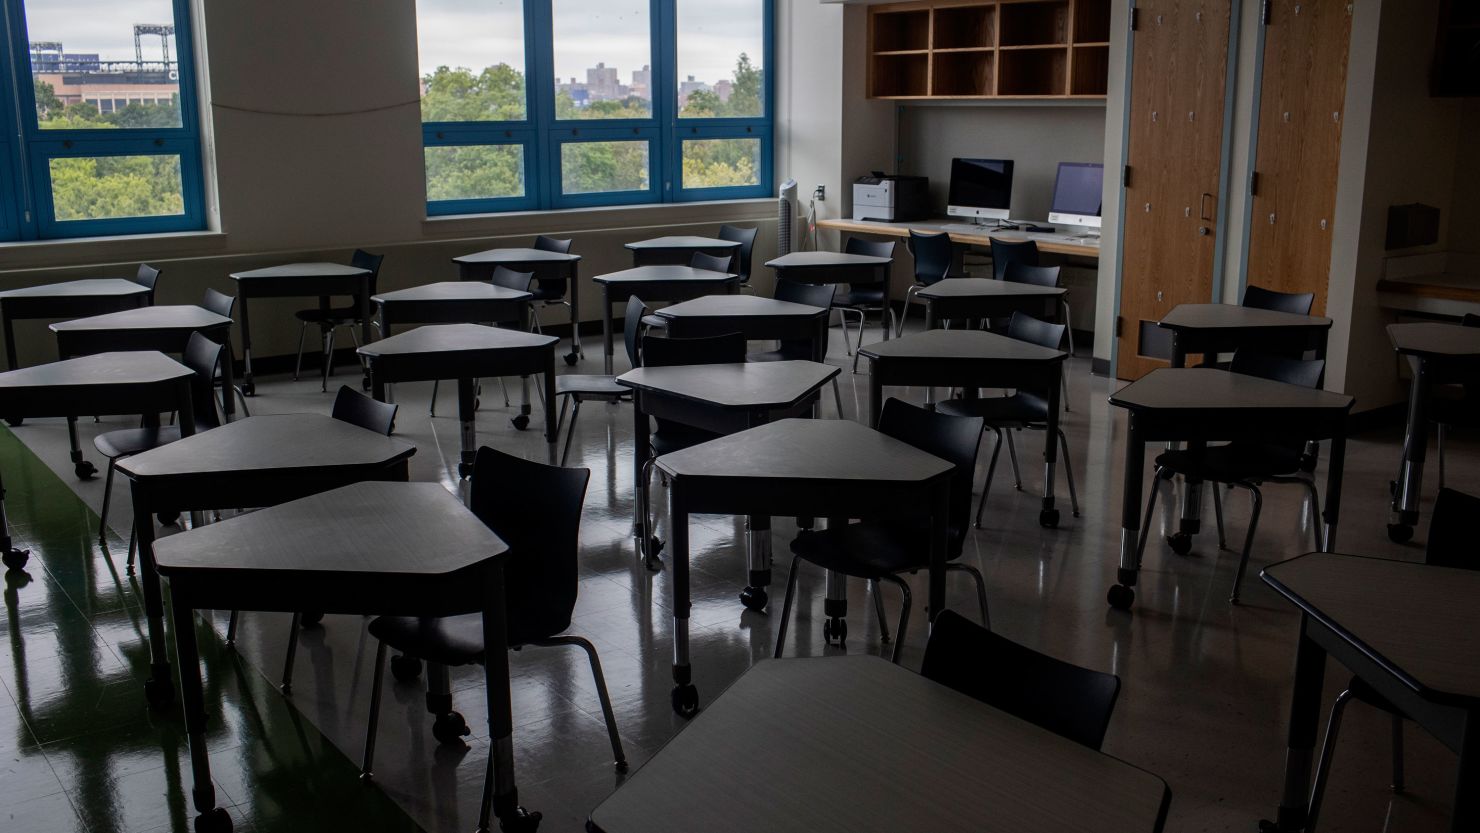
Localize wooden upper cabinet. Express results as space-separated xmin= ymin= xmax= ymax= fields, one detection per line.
xmin=867 ymin=0 xmax=1113 ymax=100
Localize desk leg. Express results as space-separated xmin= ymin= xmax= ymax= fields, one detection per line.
xmin=66 ymin=417 xmax=96 ymax=479
xmin=358 ymin=277 xmax=373 ymax=391
xmin=824 ymin=565 xmax=848 ymax=644
xmin=1323 ymin=432 xmax=1345 ymax=553
xmin=669 ymin=505 xmax=698 ymax=717
xmin=238 ymin=295 xmax=255 ymax=396
xmin=742 ymin=516 xmax=772 ymax=611
xmin=927 ymin=482 xmax=949 ymax=626
xmin=632 ymin=402 xmax=658 ymax=568
xmin=457 ymin=377 xmax=477 ymax=479
xmin=1040 ymin=364 xmax=1061 ymax=528
xmin=1389 ymin=358 xmax=1427 ymax=542
xmin=1263 ymin=617 xmax=1327 ymax=833
xmin=132 ymin=491 xmax=174 ymax=705
xmin=219 ymin=341 xmax=238 ymax=422
xmin=477 ymin=561 xmax=538 ymax=832
xmin=318 ymin=295 xmax=332 ymax=393
xmin=1453 ymin=713 xmax=1480 ymax=833
xmin=923 ymin=302 xmax=936 ymax=406
xmin=567 ymin=265 xmax=583 ymax=363
xmin=868 ymin=363 xmax=883 ymax=428
xmin=602 ymin=288 xmax=614 ymax=376
xmin=1109 ymin=416 xmax=1144 ymax=610
xmin=0 ymin=467 xmax=30 ymax=570
xmin=2 ymin=308 xmax=17 ymax=371
xmin=169 ymin=589 xmax=231 ymax=832
xmin=543 ymin=353 xmax=557 ymax=464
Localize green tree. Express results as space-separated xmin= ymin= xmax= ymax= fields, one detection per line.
xmin=420 ymin=64 xmax=525 ymax=121
xmin=49 ymin=154 xmax=183 ymax=221
xmin=33 ymin=79 xmax=62 ymax=122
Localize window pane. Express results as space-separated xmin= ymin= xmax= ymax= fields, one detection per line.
xmin=425 ymin=145 xmax=525 ymax=202
xmin=49 ymin=154 xmax=183 ymax=221
xmin=552 ymin=0 xmax=652 ymax=120
xmin=25 ymin=1 xmax=184 ymax=129
xmin=416 ymin=0 xmax=526 ymax=122
xmin=561 ymin=142 xmax=649 ymax=194
xmin=682 ymin=138 xmax=761 ymax=189
xmin=677 ymin=0 xmax=765 ymax=118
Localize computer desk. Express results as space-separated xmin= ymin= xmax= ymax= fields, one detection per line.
xmin=816 ymin=217 xmax=1102 ymax=259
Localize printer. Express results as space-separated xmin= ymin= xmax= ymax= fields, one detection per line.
xmin=852 ymin=172 xmax=929 ymax=222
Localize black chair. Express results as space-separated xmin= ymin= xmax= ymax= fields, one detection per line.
xmin=747 ymin=280 xmax=844 ymax=416
xmin=1303 ymin=487 xmax=1480 ymax=831
xmin=635 ymin=331 xmax=747 ymax=568
xmin=641 ymin=251 xmax=736 ymax=331
xmin=199 ymin=288 xmax=249 ymax=417
xmin=93 ymin=332 xmax=222 ymax=552
xmin=293 ymin=249 xmax=384 ymax=390
xmin=897 ymin=231 xmax=959 ymax=337
xmin=1243 ymin=284 xmax=1315 ymax=315
xmin=835 ymin=237 xmax=897 ymax=372
xmin=1132 ymin=351 xmax=1327 ymax=603
xmin=921 ymin=609 xmax=1121 ymax=750
xmin=528 ymin=236 xmax=580 ymax=357
xmin=718 ymin=224 xmax=758 ymax=292
xmin=937 ymin=312 xmax=1080 ymax=529
xmin=427 ymin=266 xmax=537 ymax=416
xmin=1002 ymin=262 xmax=1075 ymax=409
xmin=554 ymin=296 xmax=647 ymax=466
xmin=132 ymin=263 xmax=162 ymax=303
xmin=359 ymin=447 xmax=625 ymax=776
xmin=990 ymin=238 xmax=1039 ymax=281
xmin=774 ymin=398 xmax=986 ymax=662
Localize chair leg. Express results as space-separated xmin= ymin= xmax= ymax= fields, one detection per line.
xmin=1304 ymin=479 xmax=1325 ymax=552
xmin=1057 ymin=428 xmax=1080 ymax=517
xmin=226 ymin=609 xmax=239 ymax=646
xmin=1004 ymin=429 xmax=1023 ymax=490
xmin=831 ymin=379 xmax=844 ymax=418
xmin=1306 ymin=688 xmax=1355 ymax=833
xmin=974 ymin=427 xmax=1004 ymax=529
xmin=870 ymin=579 xmax=891 ymax=644
xmin=1390 ymin=714 xmax=1405 ymax=793
xmin=639 ymin=458 xmax=660 ymax=570
xmin=947 ymin=563 xmax=991 ymax=630
xmin=98 ymin=458 xmax=117 ymax=543
xmin=559 ymin=398 xmax=581 ymax=467
xmin=499 ymin=377 xmax=511 ymax=407
xmin=126 ymin=522 xmax=137 ymax=574
xmin=837 ymin=309 xmax=853 ymax=356
xmin=429 ymin=379 xmax=439 ymax=417
xmin=897 ymin=288 xmax=920 ymax=337
xmin=1211 ymin=482 xmax=1228 ymax=549
xmin=293 ymin=321 xmax=308 ymax=381
xmin=880 ymin=574 xmax=912 ymax=664
xmin=1229 ymin=484 xmax=1263 ymax=604
xmin=1134 ymin=469 xmax=1167 ymax=569
xmin=360 ymin=640 xmax=387 ymax=778
xmin=539 ymin=636 xmax=627 ymax=769
xmin=322 ymin=328 xmax=335 ymax=391
xmin=1437 ymin=422 xmax=1447 ymax=490
xmin=773 ymin=554 xmax=803 ymax=658
xmin=1062 ymin=299 xmax=1076 ymax=357
xmin=280 ymin=612 xmax=302 ymax=693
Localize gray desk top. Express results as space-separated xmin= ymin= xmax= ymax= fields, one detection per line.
xmin=1387 ymin=322 xmax=1480 ymax=358
xmin=625 ymin=235 xmax=740 ymax=250
xmin=373 ymin=282 xmax=532 ymax=304
xmin=589 ymin=656 xmax=1170 ymax=833
xmin=657 ymin=417 xmax=951 ymax=483
xmin=765 ymin=251 xmax=892 ymax=269
xmin=154 ymin=481 xmax=505 ymax=577
xmin=1159 ymin=303 xmax=1331 ymax=332
xmin=917 ymin=278 xmax=1065 ymax=300
xmin=592 ymin=265 xmax=739 ymax=285
xmin=230 ymin=262 xmax=369 ymax=280
xmin=655 ymin=295 xmax=827 ymax=321
xmin=452 ymin=247 xmax=581 ymax=264
xmin=0 ymin=351 xmax=190 ymax=390
xmin=0 ymin=278 xmax=151 ymax=300
xmin=357 ymin=323 xmax=556 ymax=358
xmin=49 ymin=305 xmax=230 ymax=333
xmin=1109 ymin=368 xmax=1354 ymax=413
xmin=1263 ymin=552 xmax=1480 ymax=707
xmin=618 ymin=361 xmax=839 ymax=409
xmin=860 ymin=328 xmax=1065 ymax=363
xmin=117 ymin=413 xmax=415 ymax=480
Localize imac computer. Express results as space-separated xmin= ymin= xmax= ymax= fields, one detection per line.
xmin=946 ymin=158 xmax=1014 ymax=224
xmin=1047 ymin=162 xmax=1104 ymax=235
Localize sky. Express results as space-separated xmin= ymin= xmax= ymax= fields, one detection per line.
xmin=23 ymin=0 xmax=179 ymax=61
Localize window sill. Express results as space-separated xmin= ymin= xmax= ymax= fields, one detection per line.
xmin=0 ymin=230 xmax=230 ymax=273
xmin=420 ymin=198 xmax=777 ymax=240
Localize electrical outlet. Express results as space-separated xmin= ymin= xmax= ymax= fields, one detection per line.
xmin=813 ymin=184 xmax=825 ymax=201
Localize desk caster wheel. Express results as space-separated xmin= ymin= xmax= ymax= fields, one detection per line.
xmin=143 ymin=676 xmax=174 ymax=707
xmin=1039 ymin=508 xmax=1059 ymax=528
xmin=2 ymin=547 xmax=30 ymax=571
xmin=432 ymin=711 xmax=470 ymax=745
xmin=157 ymin=511 xmax=180 ymax=526
xmin=1387 ymin=523 xmax=1413 ymax=543
xmin=511 ymin=414 xmax=530 ymax=431
xmin=5 ymin=417 xmax=22 ymax=427
xmin=242 ymin=381 xmax=256 ymax=397
xmin=300 ymin=611 xmax=324 ymax=627
xmin=739 ymin=586 xmax=768 ymax=611
xmin=1106 ymin=584 xmax=1135 ymax=610
xmin=671 ymin=684 xmax=699 ymax=717
xmin=823 ymin=617 xmax=847 ymax=645
xmin=390 ymin=653 xmax=422 ymax=682
xmin=194 ymin=807 xmax=232 ymax=833
xmin=361 ymin=376 xmax=372 ymax=392
xmin=458 ymin=461 xmax=474 ymax=479
xmin=75 ymin=460 xmax=97 ymax=480
xmin=1166 ymin=531 xmax=1193 ymax=555
xmin=564 ymin=352 xmax=579 ymax=366
xmin=640 ymin=536 xmax=664 ymax=570
xmin=498 ymin=806 xmax=543 ymax=832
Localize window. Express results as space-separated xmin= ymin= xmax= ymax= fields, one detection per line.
xmin=416 ymin=0 xmax=773 ymax=215
xmin=0 ymin=0 xmax=204 ymax=240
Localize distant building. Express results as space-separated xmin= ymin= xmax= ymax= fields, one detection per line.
xmin=29 ymin=37 xmax=178 ymax=114
xmin=714 ymin=79 xmax=733 ymax=103
xmin=29 ymin=42 xmax=100 ymax=73
xmin=677 ymin=75 xmax=711 ymax=109
xmin=630 ymin=64 xmax=652 ymax=100
xmin=587 ymin=62 xmax=620 ymax=101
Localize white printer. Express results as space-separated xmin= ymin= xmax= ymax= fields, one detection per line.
xmin=852 ymin=173 xmax=930 ymax=222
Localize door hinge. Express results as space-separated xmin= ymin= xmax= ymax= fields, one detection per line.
xmin=1130 ymin=7 xmax=1139 ymax=31
xmin=1262 ymin=0 xmax=1273 ymax=24
xmin=1123 ymin=165 xmax=1132 ymax=188
xmin=1250 ymin=170 xmax=1260 ymax=197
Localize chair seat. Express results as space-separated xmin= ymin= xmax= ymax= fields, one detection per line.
xmin=556 ymin=375 xmax=628 ymax=398
xmin=1153 ymin=442 xmax=1304 ymax=483
xmin=836 ymin=286 xmax=885 ymax=309
xmin=369 ymin=609 xmax=566 ymax=667
xmin=789 ymin=522 xmax=963 ymax=580
xmin=294 ymin=306 xmax=361 ymax=324
xmin=94 ymin=425 xmax=182 ymax=459
xmin=651 ymin=424 xmax=720 ymax=456
xmin=746 ymin=349 xmax=786 ymax=363
xmin=531 ymin=284 xmax=566 ymax=302
xmin=640 ymin=314 xmax=669 ymax=329
xmin=937 ymin=392 xmax=1049 ymax=426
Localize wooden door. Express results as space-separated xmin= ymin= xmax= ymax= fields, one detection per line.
xmin=1244 ymin=0 xmax=1352 ymax=315
xmin=1116 ymin=0 xmax=1233 ymax=379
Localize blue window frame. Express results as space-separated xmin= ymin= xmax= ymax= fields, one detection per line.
xmin=418 ymin=0 xmax=773 ymax=217
xmin=0 ymin=0 xmax=205 ymax=241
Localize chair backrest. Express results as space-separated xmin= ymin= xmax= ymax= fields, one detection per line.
xmin=133 ymin=264 xmax=162 ymax=302
xmin=351 ymin=249 xmax=385 ymax=296
xmin=877 ymin=398 xmax=984 ymax=553
xmin=641 ymin=332 xmax=747 ymax=368
xmin=1003 ymin=262 xmax=1062 ymax=288
xmin=1462 ymin=313 xmax=1480 ymax=328
xmin=331 ymin=385 xmax=398 ymax=435
xmin=1229 ymin=350 xmax=1324 ymax=389
xmin=491 ymin=266 xmax=535 ymax=293
xmin=200 ymin=287 xmax=235 ymax=319
xmin=718 ymin=224 xmax=759 ymax=283
xmin=1242 ymin=284 xmax=1314 ymax=315
xmin=990 ymin=238 xmax=1039 ymax=280
xmin=1006 ymin=311 xmax=1066 ymax=351
xmin=181 ymin=332 xmax=224 ymax=432
xmin=533 ymin=234 xmax=573 ymax=254
xmin=921 ymin=609 xmax=1122 ymax=750
xmin=623 ymin=295 xmax=647 ymax=369
xmin=1426 ymin=488 xmax=1480 ymax=569
xmin=469 ymin=446 xmax=591 ymax=643
xmin=774 ymin=279 xmax=835 ymax=310
xmin=907 ymin=231 xmax=954 ymax=286
xmin=844 ymin=237 xmax=896 ymax=260
xmin=690 ymin=251 xmax=734 ymax=274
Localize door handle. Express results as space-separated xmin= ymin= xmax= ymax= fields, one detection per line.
xmin=1200 ymin=192 xmax=1216 ymax=222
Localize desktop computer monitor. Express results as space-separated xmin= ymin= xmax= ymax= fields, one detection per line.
xmin=1047 ymin=162 xmax=1104 ymax=230
xmin=947 ymin=158 xmax=1014 ymax=222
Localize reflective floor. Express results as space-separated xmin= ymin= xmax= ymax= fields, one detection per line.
xmin=1 ymin=318 xmax=1469 ymax=832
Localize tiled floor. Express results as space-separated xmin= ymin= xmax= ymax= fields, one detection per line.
xmin=1 ymin=318 xmax=1469 ymax=832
